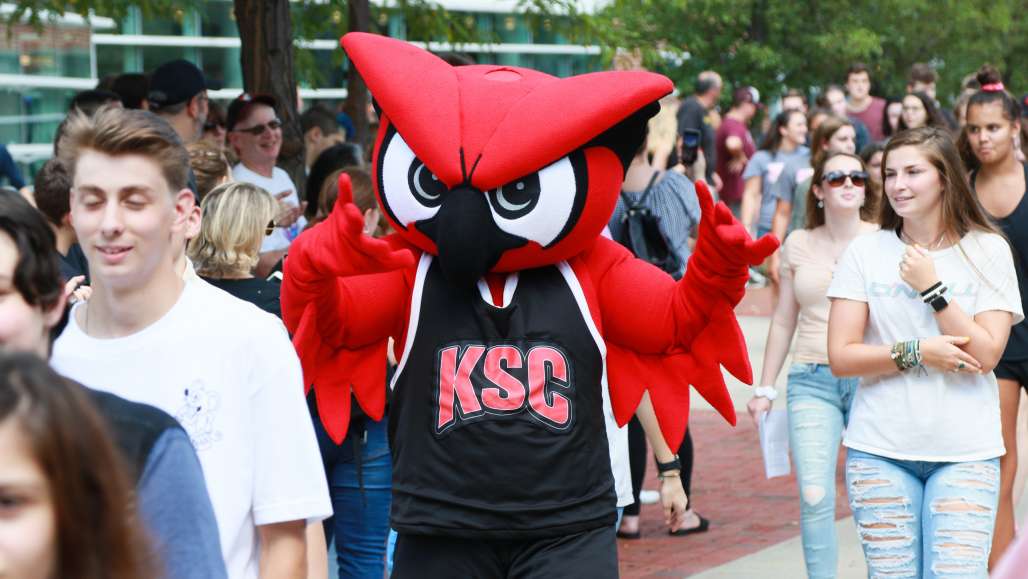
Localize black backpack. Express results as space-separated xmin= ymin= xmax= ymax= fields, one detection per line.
xmin=616 ymin=171 xmax=683 ymax=278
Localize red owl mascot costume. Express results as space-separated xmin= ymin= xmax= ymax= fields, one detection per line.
xmin=282 ymin=32 xmax=777 ymax=577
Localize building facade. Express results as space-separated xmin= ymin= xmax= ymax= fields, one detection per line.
xmin=0 ymin=0 xmax=602 ymax=176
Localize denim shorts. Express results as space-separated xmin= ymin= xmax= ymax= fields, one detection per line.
xmin=994 ymin=358 xmax=1028 ymax=391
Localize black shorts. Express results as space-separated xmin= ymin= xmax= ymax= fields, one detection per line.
xmin=994 ymin=359 xmax=1028 ymax=390
xmin=392 ymin=525 xmax=618 ymax=579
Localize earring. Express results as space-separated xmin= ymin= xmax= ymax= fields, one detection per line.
xmin=817 ymin=199 xmax=824 ymax=209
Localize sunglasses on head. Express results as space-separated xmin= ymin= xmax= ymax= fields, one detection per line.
xmin=822 ymin=170 xmax=868 ymax=188
xmin=235 ymin=119 xmax=282 ymax=136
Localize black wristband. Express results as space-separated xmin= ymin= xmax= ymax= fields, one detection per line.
xmin=920 ymin=281 xmax=942 ymax=297
xmin=656 ymin=455 xmax=682 ymax=473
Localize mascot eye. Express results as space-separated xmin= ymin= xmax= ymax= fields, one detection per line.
xmin=486 ymin=155 xmax=579 ymax=248
xmin=378 ymin=130 xmax=444 ymax=227
xmin=409 ymin=161 xmax=446 ymax=207
xmin=488 ymin=174 xmax=540 ymax=218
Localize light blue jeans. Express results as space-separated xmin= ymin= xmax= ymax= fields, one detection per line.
xmin=786 ymin=362 xmax=858 ymax=579
xmin=846 ymin=449 xmax=1000 ymax=578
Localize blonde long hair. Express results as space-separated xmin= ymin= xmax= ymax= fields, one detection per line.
xmin=188 ymin=182 xmax=277 ymax=278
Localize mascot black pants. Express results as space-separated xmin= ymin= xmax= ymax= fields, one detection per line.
xmin=391 ymin=525 xmax=619 ymax=578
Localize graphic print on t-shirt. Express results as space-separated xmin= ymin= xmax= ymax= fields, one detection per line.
xmin=174 ymin=381 xmax=223 ymax=451
xmin=434 ymin=340 xmax=575 ymax=436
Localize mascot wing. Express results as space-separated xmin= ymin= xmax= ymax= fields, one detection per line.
xmin=587 ymin=181 xmax=778 ymax=450
xmin=282 ymin=174 xmax=416 ymax=444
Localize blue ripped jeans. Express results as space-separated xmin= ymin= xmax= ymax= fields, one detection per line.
xmin=846 ymin=449 xmax=1000 ymax=578
xmin=786 ymin=363 xmax=858 ymax=579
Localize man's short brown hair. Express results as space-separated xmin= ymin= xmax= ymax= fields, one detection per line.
xmin=908 ymin=62 xmax=937 ymax=85
xmin=57 ymin=106 xmax=189 ymax=192
xmin=846 ymin=62 xmax=871 ymax=81
xmin=32 ymin=158 xmax=72 ymax=226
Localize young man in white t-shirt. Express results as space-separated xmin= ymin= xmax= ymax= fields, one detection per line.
xmin=226 ymin=93 xmax=306 ymax=277
xmin=49 ymin=107 xmax=331 ymax=579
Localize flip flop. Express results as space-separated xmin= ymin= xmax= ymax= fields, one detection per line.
xmin=616 ymin=530 xmax=641 ymax=540
xmin=669 ymin=515 xmax=710 ymax=536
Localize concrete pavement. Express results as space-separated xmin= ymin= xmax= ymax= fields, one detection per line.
xmin=622 ymin=288 xmax=1028 ymax=577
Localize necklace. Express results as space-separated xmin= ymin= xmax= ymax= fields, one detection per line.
xmin=901 ymin=229 xmax=947 ymax=250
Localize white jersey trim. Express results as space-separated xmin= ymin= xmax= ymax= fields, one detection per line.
xmin=475 ymin=272 xmax=520 ymax=309
xmin=556 ymin=261 xmax=631 ymax=507
xmin=389 ymin=253 xmax=432 ymax=392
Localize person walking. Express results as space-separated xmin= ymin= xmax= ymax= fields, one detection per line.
xmin=749 ymin=151 xmax=876 ymax=578
xmin=827 ymin=127 xmax=1022 ymax=578
xmin=715 ymin=86 xmax=759 ymax=217
xmin=963 ymin=64 xmax=1027 ymax=568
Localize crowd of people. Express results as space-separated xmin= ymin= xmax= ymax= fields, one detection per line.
xmin=0 ymin=40 xmax=1027 ymax=579
xmin=644 ymin=61 xmax=1026 ymax=577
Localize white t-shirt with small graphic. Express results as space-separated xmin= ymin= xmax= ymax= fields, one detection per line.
xmin=52 ymin=279 xmax=331 ymax=579
xmin=232 ymin=163 xmax=307 ymax=253
xmin=827 ymin=229 xmax=1023 ymax=462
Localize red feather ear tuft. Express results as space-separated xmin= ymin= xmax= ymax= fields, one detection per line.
xmin=470 ymin=71 xmax=673 ymax=190
xmin=342 ymin=32 xmax=464 ymax=187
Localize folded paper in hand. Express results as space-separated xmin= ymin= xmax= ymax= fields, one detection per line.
xmin=759 ymin=409 xmax=790 ymax=479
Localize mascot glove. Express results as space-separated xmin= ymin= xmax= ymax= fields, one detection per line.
xmin=685 ymin=180 xmax=779 ymax=305
xmin=293 ymin=173 xmax=414 ymax=281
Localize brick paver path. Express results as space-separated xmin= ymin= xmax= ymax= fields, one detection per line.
xmin=618 ymin=410 xmax=851 ymax=578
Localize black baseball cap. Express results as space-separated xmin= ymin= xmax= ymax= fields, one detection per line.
xmin=226 ymin=93 xmax=278 ymax=131
xmin=148 ymin=59 xmax=222 ymax=109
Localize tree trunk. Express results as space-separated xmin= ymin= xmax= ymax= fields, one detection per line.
xmin=233 ymin=0 xmax=305 ymax=193
xmin=343 ymin=0 xmax=371 ymax=149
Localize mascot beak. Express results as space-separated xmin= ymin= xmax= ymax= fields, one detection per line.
xmin=417 ymin=186 xmax=525 ymax=288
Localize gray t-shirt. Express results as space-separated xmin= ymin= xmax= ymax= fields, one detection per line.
xmin=771 ymin=154 xmax=814 ymax=205
xmin=743 ymin=146 xmax=810 ymax=231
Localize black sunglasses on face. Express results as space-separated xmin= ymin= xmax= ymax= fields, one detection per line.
xmin=265 ymin=220 xmax=276 ymax=236
xmin=823 ymin=170 xmax=868 ymax=188
xmin=235 ymin=119 xmax=282 ymax=136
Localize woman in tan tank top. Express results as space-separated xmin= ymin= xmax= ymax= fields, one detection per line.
xmin=748 ymin=152 xmax=877 ymax=578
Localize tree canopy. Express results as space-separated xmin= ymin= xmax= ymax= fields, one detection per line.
xmin=577 ymin=0 xmax=1026 ymax=106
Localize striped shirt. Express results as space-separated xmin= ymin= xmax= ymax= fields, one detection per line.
xmin=608 ymin=170 xmax=701 ymax=279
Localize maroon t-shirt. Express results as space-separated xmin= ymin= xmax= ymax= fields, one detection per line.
xmin=715 ymin=116 xmax=756 ymax=203
xmin=848 ymin=97 xmax=886 ymax=142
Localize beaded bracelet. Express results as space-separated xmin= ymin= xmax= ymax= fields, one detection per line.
xmin=890 ymin=339 xmax=924 ymax=372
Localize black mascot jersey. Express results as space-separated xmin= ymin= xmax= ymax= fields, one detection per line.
xmin=389 ymin=254 xmax=617 ymax=539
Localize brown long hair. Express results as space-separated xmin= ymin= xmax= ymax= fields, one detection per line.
xmin=805 ymin=152 xmax=877 ymax=229
xmin=809 ymin=115 xmax=853 ymax=169
xmin=0 ymin=352 xmax=155 ymax=579
xmin=879 ymin=126 xmax=998 ymax=239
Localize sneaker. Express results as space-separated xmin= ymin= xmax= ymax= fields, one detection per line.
xmin=639 ymin=490 xmax=660 ymax=504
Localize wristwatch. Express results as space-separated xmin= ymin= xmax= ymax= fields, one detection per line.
xmin=753 ymin=386 xmax=778 ymax=401
xmin=928 ymin=293 xmax=949 ymax=313
xmin=656 ymin=455 xmax=682 ymax=474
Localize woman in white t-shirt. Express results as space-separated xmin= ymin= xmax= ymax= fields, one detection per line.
xmin=748 ymin=151 xmax=877 ymax=578
xmin=827 ymin=127 xmax=1023 ymax=578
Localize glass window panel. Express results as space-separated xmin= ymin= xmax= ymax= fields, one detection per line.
xmin=201 ymin=0 xmax=238 ymax=37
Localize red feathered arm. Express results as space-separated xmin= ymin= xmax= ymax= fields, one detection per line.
xmin=282 ymin=173 xmax=415 ymax=444
xmin=593 ymin=181 xmax=778 ymax=449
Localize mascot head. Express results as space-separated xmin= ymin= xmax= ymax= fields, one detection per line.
xmin=342 ymin=33 xmax=673 ymax=287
